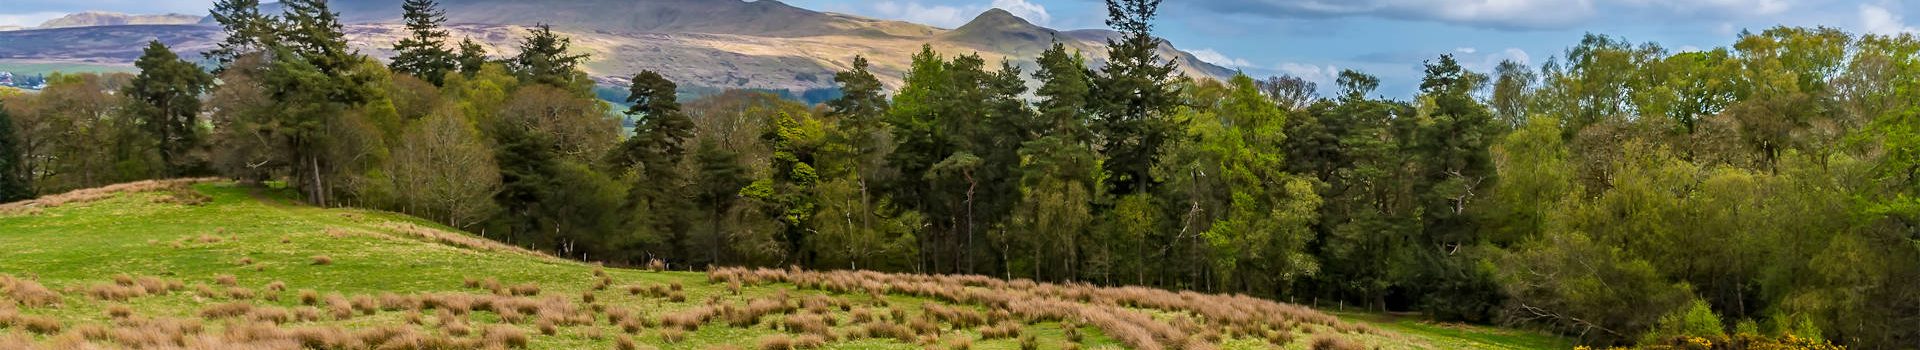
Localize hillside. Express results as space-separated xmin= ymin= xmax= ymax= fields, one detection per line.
xmin=0 ymin=180 xmax=1568 ymax=349
xmin=0 ymin=0 xmax=1233 ymax=94
xmin=36 ymin=12 xmax=203 ymax=28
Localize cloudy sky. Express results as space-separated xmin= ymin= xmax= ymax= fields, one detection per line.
xmin=6 ymin=0 xmax=1916 ymax=97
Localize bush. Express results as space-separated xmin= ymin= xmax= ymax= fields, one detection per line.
xmin=1640 ymin=299 xmax=1726 ymax=345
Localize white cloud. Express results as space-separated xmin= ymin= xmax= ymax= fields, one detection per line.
xmin=1192 ymin=48 xmax=1255 ymax=68
xmin=1861 ymin=3 xmax=1918 ymax=35
xmin=0 ymin=11 xmax=67 ymax=27
xmin=1275 ymin=62 xmax=1342 ymax=89
xmin=1454 ymin=47 xmax=1478 ymax=54
xmin=873 ymin=1 xmax=972 ymax=28
xmin=991 ymin=0 xmax=1051 ymax=26
xmin=870 ymin=0 xmax=1053 ymax=29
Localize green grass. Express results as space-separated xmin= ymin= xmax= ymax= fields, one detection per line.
xmin=0 ymin=61 xmax=138 ymax=78
xmin=1334 ymin=312 xmax=1574 ymax=350
xmin=0 ymin=182 xmax=1570 ymax=349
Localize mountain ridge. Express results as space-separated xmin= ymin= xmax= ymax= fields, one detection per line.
xmin=0 ymin=1 xmax=1235 ymax=94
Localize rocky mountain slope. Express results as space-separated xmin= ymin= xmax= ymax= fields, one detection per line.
xmin=0 ymin=0 xmax=1234 ymax=94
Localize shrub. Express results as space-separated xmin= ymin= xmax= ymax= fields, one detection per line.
xmin=1641 ymin=299 xmax=1727 ymax=345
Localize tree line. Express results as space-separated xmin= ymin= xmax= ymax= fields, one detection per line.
xmin=0 ymin=0 xmax=1915 ymax=347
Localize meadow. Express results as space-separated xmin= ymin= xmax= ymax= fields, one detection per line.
xmin=0 ymin=180 xmax=1568 ymax=349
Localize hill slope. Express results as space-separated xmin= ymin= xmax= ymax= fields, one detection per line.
xmin=0 ymin=1 xmax=1233 ymax=94
xmin=36 ymin=12 xmax=203 ymax=28
xmin=0 ymin=181 xmax=1567 ymax=349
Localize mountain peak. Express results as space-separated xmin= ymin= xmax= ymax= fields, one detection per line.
xmin=959 ymin=8 xmax=1033 ymax=30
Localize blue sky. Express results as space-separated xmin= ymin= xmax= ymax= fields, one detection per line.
xmin=6 ymin=0 xmax=1917 ymax=97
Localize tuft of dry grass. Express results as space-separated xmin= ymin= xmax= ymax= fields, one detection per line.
xmin=1310 ymin=335 xmax=1364 ymax=350
xmin=0 ymin=275 xmax=61 ymax=307
xmin=199 ymin=302 xmax=254 ymax=319
xmin=311 ymin=255 xmax=333 ymax=265
xmin=481 ymin=324 xmax=530 ymax=349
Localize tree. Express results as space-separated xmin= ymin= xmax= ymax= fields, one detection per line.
xmin=456 ymin=39 xmax=490 ymax=77
xmin=1034 ymin=41 xmax=1093 ymax=142
xmin=392 ymin=108 xmax=501 ymax=229
xmin=0 ymin=101 xmax=30 ymax=202
xmin=614 ymin=70 xmax=697 ymax=260
xmin=124 ymin=41 xmax=215 ymax=176
xmin=1258 ymin=74 xmax=1318 ymax=112
xmin=389 ymin=0 xmax=458 ymax=85
xmin=1092 ymin=0 xmax=1182 ymax=196
xmin=511 ymin=24 xmax=590 ymax=89
xmin=205 ymin=0 xmax=277 ymax=70
xmin=1489 ymin=60 xmax=1535 ymax=130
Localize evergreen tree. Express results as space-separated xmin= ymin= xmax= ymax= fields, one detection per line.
xmin=511 ymin=24 xmax=589 ymax=88
xmin=205 ymin=0 xmax=277 ymax=70
xmin=125 ymin=41 xmax=216 ymax=177
xmin=0 ymin=101 xmax=30 ymax=202
xmin=1092 ymin=0 xmax=1181 ymax=196
xmin=389 ymin=0 xmax=458 ymax=85
xmin=615 ymin=70 xmax=697 ymax=260
xmin=456 ymin=38 xmax=490 ymax=77
xmin=1034 ymin=41 xmax=1093 ymax=142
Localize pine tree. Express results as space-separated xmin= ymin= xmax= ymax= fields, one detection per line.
xmin=124 ymin=41 xmax=216 ymax=176
xmin=205 ymin=0 xmax=277 ymax=70
xmin=456 ymin=38 xmax=490 ymax=77
xmin=511 ymin=24 xmax=589 ymax=88
xmin=280 ymin=0 xmax=370 ymax=103
xmin=828 ymin=56 xmax=890 ymax=161
xmin=1033 ymin=41 xmax=1093 ymax=142
xmin=616 ymin=71 xmax=697 ymax=259
xmin=390 ymin=0 xmax=458 ymax=85
xmin=0 ymin=101 xmax=31 ymax=202
xmin=1092 ymin=0 xmax=1181 ymax=196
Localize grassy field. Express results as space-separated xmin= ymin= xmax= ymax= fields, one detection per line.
xmin=0 ymin=181 xmax=1570 ymax=349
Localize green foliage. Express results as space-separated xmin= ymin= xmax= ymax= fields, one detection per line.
xmin=124 ymin=41 xmax=215 ymax=177
xmin=1642 ymin=299 xmax=1728 ymax=344
xmin=510 ymin=24 xmax=590 ymax=90
xmin=204 ymin=0 xmax=277 ymax=70
xmin=389 ymin=0 xmax=458 ymax=85
xmin=0 ymin=101 xmax=29 ymax=202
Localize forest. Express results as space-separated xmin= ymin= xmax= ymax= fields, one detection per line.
xmin=0 ymin=0 xmax=1915 ymax=348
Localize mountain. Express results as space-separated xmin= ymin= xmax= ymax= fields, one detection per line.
xmin=37 ymin=11 xmax=202 ymax=28
xmin=0 ymin=0 xmax=1235 ymax=94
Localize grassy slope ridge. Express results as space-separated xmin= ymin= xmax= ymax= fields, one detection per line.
xmin=0 ymin=181 xmax=1566 ymax=349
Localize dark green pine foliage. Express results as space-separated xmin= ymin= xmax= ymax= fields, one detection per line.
xmin=617 ymin=70 xmax=698 ymax=260
xmin=0 ymin=102 xmax=30 ymax=202
xmin=205 ymin=0 xmax=277 ymax=70
xmin=511 ymin=24 xmax=590 ymax=88
xmin=1408 ymin=54 xmax=1504 ymax=322
xmin=280 ymin=0 xmax=370 ymax=103
xmin=1033 ymin=40 xmax=1094 ymax=142
xmin=1092 ymin=0 xmax=1181 ymax=196
xmin=828 ymin=56 xmax=891 ymax=161
xmin=455 ymin=38 xmax=490 ymax=77
xmin=124 ymin=41 xmax=216 ymax=176
xmin=389 ymin=0 xmax=459 ymax=85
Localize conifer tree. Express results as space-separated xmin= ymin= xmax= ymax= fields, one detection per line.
xmin=124 ymin=41 xmax=216 ymax=176
xmin=205 ymin=0 xmax=277 ymax=70
xmin=1091 ymin=0 xmax=1180 ymax=196
xmin=390 ymin=0 xmax=459 ymax=85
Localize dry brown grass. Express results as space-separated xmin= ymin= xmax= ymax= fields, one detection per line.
xmin=0 ymin=274 xmax=60 ymax=307
xmin=1310 ymin=334 xmax=1365 ymax=350
xmin=311 ymin=255 xmax=334 ymax=265
xmin=200 ymin=302 xmax=254 ymax=319
xmin=0 ymin=178 xmax=220 ymax=214
xmin=481 ymin=324 xmax=530 ymax=348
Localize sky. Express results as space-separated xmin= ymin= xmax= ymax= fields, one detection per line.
xmin=5 ymin=0 xmax=1917 ymax=97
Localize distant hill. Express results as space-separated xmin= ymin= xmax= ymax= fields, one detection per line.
xmin=37 ymin=12 xmax=202 ymax=28
xmin=0 ymin=0 xmax=1236 ymax=95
